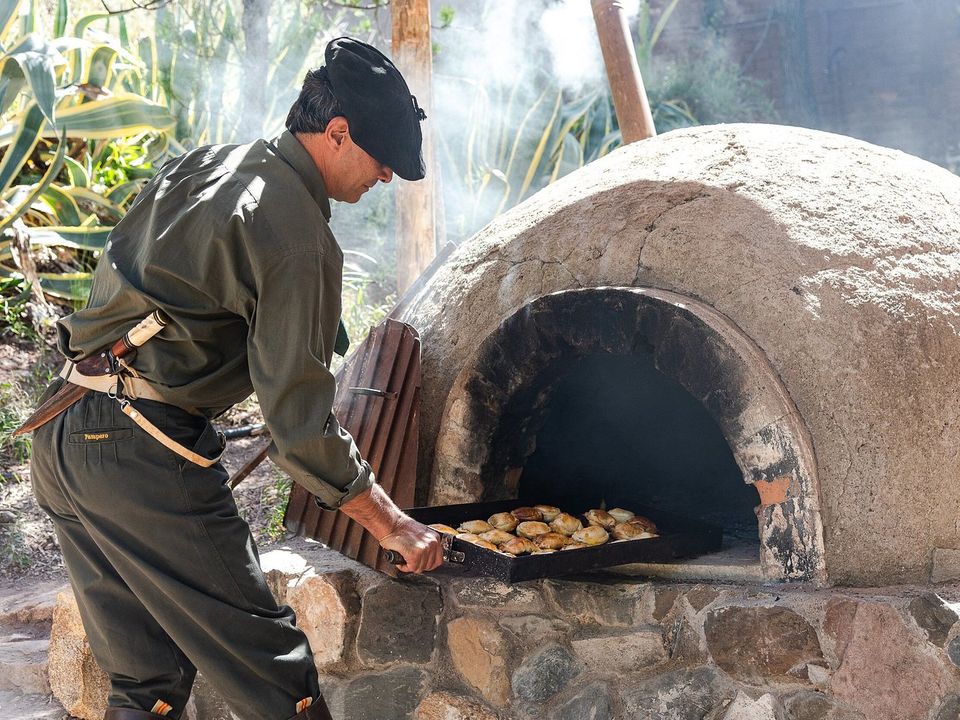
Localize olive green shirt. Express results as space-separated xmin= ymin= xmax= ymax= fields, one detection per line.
xmin=57 ymin=131 xmax=374 ymax=509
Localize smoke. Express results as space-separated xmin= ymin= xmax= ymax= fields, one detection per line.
xmin=540 ymin=0 xmax=640 ymax=92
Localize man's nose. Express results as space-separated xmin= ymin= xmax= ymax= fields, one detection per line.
xmin=379 ymin=166 xmax=394 ymax=183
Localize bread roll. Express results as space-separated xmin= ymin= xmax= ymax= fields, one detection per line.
xmin=502 ymin=537 xmax=538 ymax=555
xmin=511 ymin=506 xmax=543 ymax=522
xmin=516 ymin=521 xmax=551 ymax=538
xmin=456 ymin=533 xmax=480 ymax=543
xmin=561 ymin=542 xmax=588 ymax=551
xmin=627 ymin=515 xmax=658 ymax=534
xmin=608 ymin=508 xmax=635 ymax=523
xmin=533 ymin=504 xmax=561 ymax=522
xmin=612 ymin=522 xmax=656 ymax=540
xmin=573 ymin=525 xmax=609 ymax=546
xmin=534 ymin=532 xmax=570 ymax=550
xmin=550 ymin=513 xmax=583 ymax=536
xmin=429 ymin=524 xmax=458 ymax=535
xmin=584 ymin=509 xmax=617 ymax=530
xmin=488 ymin=512 xmax=519 ymax=532
xmin=471 ymin=539 xmax=499 ymax=552
xmin=480 ymin=529 xmax=516 ymax=546
xmin=458 ymin=520 xmax=494 ymax=534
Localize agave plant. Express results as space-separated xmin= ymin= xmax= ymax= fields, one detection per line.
xmin=0 ymin=0 xmax=175 ymax=305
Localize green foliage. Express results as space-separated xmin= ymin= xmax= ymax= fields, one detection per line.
xmin=264 ymin=468 xmax=292 ymax=542
xmin=0 ymin=275 xmax=36 ymax=339
xmin=0 ymin=0 xmax=176 ymax=305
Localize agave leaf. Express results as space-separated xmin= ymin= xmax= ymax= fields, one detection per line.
xmin=0 ymin=101 xmax=44 ymax=193
xmin=0 ymin=33 xmax=65 ymax=126
xmin=53 ymin=0 xmax=67 ymax=38
xmin=39 ymin=93 xmax=175 ymax=139
xmin=105 ymin=178 xmax=143 ymax=206
xmin=503 ymin=86 xmax=550 ymax=185
xmin=0 ymin=0 xmax=21 ymax=46
xmin=0 ymin=263 xmax=92 ymax=301
xmin=85 ymin=44 xmax=117 ymax=89
xmin=649 ymin=0 xmax=680 ymax=52
xmin=62 ymin=155 xmax=89 ymax=187
xmin=518 ymin=90 xmax=562 ymax=200
xmin=39 ymin=183 xmax=83 ymax=225
xmin=550 ymin=132 xmax=583 ymax=183
xmin=25 ymin=224 xmax=110 ymax=251
xmin=63 ymin=185 xmax=123 ymax=220
xmin=0 ymin=130 xmax=65 ymax=234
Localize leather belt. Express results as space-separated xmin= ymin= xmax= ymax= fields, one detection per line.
xmin=59 ymin=361 xmax=223 ymax=468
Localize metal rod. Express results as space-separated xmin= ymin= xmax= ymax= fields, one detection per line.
xmin=591 ymin=0 xmax=657 ymax=143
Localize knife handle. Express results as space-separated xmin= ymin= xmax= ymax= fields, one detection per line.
xmin=112 ymin=310 xmax=168 ymax=357
xmin=383 ymin=549 xmax=406 ymax=565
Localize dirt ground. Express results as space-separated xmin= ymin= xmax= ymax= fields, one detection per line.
xmin=0 ymin=329 xmax=291 ymax=584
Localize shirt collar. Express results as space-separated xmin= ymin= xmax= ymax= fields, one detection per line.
xmin=274 ymin=130 xmax=332 ymax=221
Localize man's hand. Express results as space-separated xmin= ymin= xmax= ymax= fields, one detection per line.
xmin=379 ymin=517 xmax=443 ymax=573
xmin=339 ymin=484 xmax=443 ymax=574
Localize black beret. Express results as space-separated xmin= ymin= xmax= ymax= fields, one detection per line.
xmin=325 ymin=37 xmax=426 ymax=181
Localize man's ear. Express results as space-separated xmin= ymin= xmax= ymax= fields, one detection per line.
xmin=325 ymin=116 xmax=350 ymax=149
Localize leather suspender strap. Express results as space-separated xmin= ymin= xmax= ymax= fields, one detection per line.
xmin=119 ymin=400 xmax=223 ymax=468
xmin=60 ymin=361 xmax=221 ymax=468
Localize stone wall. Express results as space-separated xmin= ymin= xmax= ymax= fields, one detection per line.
xmin=48 ymin=539 xmax=960 ymax=719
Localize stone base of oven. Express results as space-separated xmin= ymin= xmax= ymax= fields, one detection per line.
xmin=46 ymin=538 xmax=960 ymax=720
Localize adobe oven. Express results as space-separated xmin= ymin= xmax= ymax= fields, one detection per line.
xmin=398 ymin=123 xmax=960 ymax=587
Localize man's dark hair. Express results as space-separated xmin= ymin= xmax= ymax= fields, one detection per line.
xmin=285 ymin=67 xmax=344 ymax=134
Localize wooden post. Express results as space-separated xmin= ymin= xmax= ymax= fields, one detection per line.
xmin=393 ymin=0 xmax=437 ymax=294
xmin=591 ymin=0 xmax=656 ymax=143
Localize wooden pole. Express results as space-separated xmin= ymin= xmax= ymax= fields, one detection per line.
xmin=591 ymin=0 xmax=656 ymax=143
xmin=393 ymin=0 xmax=437 ymax=294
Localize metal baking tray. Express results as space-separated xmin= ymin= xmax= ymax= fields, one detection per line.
xmin=402 ymin=499 xmax=722 ymax=583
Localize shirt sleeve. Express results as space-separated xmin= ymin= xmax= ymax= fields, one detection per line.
xmin=246 ymin=246 xmax=375 ymax=510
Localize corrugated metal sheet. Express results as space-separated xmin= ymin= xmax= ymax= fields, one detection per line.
xmin=283 ymin=319 xmax=421 ymax=575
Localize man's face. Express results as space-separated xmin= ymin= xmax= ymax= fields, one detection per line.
xmin=332 ymin=128 xmax=394 ymax=203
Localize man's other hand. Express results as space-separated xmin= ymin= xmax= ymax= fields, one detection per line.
xmin=379 ymin=517 xmax=443 ymax=573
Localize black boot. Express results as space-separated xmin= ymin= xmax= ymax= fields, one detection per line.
xmin=287 ymin=696 xmax=334 ymax=720
xmin=103 ymin=709 xmax=166 ymax=720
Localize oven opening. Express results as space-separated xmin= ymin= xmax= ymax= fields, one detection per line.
xmin=484 ymin=352 xmax=761 ymax=579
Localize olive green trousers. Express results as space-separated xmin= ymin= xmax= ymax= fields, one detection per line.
xmin=30 ymin=381 xmax=322 ymax=720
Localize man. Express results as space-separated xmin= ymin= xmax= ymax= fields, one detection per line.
xmin=29 ymin=37 xmax=442 ymax=720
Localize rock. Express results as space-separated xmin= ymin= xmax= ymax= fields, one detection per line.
xmin=356 ymin=581 xmax=441 ymax=666
xmin=0 ymin=638 xmax=49 ymax=694
xmin=829 ymin=602 xmax=954 ymax=720
xmin=935 ymin=695 xmax=960 ymax=720
xmin=571 ymin=627 xmax=666 ymax=673
xmin=498 ymin=615 xmax=570 ymax=644
xmin=0 ymin=582 xmax=66 ymax=626
xmin=340 ymin=667 xmax=424 ymax=720
xmin=705 ymin=606 xmax=822 ymax=680
xmin=932 ymin=549 xmax=960 ymax=584
xmin=511 ymin=644 xmax=582 ymax=703
xmin=782 ymin=691 xmax=866 ymax=720
xmin=654 ymin=587 xmax=682 ymax=621
xmin=185 ymin=672 xmax=236 ymax=720
xmin=0 ymin=510 xmax=16 ymax=523
xmin=805 ymin=663 xmax=831 ymax=687
xmin=663 ymin=611 xmax=709 ymax=666
xmin=542 ymin=579 xmax=645 ymax=626
xmin=554 ymin=683 xmax=613 ymax=720
xmin=906 ymin=593 xmax=958 ymax=646
xmin=685 ymin=586 xmax=720 ymax=612
xmin=48 ymin=591 xmax=109 ymax=719
xmin=721 ymin=691 xmax=783 ymax=720
xmin=0 ymin=690 xmax=67 ymax=720
xmin=947 ymin=636 xmax=960 ymax=668
xmin=622 ymin=666 xmax=733 ymax=720
xmin=286 ymin=574 xmax=353 ymax=670
xmin=446 ymin=617 xmax=510 ymax=707
xmin=414 ymin=691 xmax=499 ymax=720
xmin=822 ymin=598 xmax=859 ymax=663
xmin=450 ymin=579 xmax=544 ymax=612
